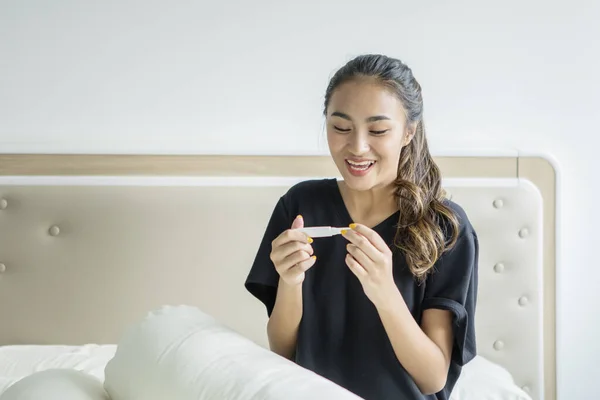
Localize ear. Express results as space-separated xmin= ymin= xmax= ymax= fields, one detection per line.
xmin=402 ymin=123 xmax=417 ymax=147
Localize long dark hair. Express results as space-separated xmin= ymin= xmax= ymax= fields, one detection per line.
xmin=323 ymin=54 xmax=459 ymax=282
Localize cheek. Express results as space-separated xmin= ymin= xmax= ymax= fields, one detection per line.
xmin=376 ymin=143 xmax=402 ymax=170
xmin=377 ymin=140 xmax=402 ymax=159
xmin=327 ymin=132 xmax=345 ymax=151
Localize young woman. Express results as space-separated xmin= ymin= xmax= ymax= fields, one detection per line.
xmin=245 ymin=54 xmax=479 ymax=400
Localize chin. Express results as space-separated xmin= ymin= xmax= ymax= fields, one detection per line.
xmin=341 ymin=175 xmax=377 ymax=192
xmin=337 ymin=161 xmax=377 ymax=191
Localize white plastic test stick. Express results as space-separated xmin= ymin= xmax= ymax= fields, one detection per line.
xmin=295 ymin=226 xmax=348 ymax=238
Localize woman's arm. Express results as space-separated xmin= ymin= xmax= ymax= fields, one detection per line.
xmin=342 ymin=223 xmax=473 ymax=395
xmin=266 ymin=278 xmax=303 ymax=360
xmin=376 ymin=289 xmax=454 ymax=395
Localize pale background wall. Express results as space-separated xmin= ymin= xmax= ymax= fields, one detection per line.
xmin=1 ymin=0 xmax=598 ymax=398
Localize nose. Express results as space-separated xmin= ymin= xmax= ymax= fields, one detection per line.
xmin=347 ymin=131 xmax=370 ymax=155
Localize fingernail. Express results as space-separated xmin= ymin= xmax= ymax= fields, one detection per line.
xmin=308 ymin=237 xmax=313 ymax=243
xmin=311 ymin=255 xmax=317 ymax=260
xmin=349 ymin=223 xmax=357 ymax=229
xmin=297 ymin=214 xmax=303 ymax=219
xmin=341 ymin=229 xmax=347 ymax=235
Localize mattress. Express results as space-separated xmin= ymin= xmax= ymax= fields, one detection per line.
xmin=0 ymin=344 xmax=116 ymax=394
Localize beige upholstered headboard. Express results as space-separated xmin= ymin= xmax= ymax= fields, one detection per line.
xmin=0 ymin=154 xmax=556 ymax=400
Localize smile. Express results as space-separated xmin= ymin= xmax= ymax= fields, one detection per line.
xmin=345 ymin=159 xmax=376 ymax=176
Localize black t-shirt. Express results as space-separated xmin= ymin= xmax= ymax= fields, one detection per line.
xmin=245 ymin=179 xmax=478 ymax=400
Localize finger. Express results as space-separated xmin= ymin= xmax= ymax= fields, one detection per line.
xmin=292 ymin=254 xmax=317 ymax=274
xmin=346 ymin=243 xmax=372 ymax=271
xmin=342 ymin=229 xmax=380 ymax=262
xmin=283 ymin=255 xmax=317 ymax=285
xmin=345 ymin=253 xmax=367 ymax=279
xmin=291 ymin=214 xmax=304 ymax=230
xmin=289 ymin=214 xmax=314 ymax=242
xmin=280 ymin=241 xmax=314 ymax=258
xmin=290 ymin=214 xmax=316 ymax=243
xmin=271 ymin=241 xmax=313 ymax=265
xmin=272 ymin=228 xmax=313 ymax=249
xmin=278 ymin=250 xmax=312 ymax=272
xmin=348 ymin=223 xmax=391 ymax=255
xmin=271 ymin=214 xmax=309 ymax=250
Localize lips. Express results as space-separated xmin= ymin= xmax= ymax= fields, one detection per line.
xmin=346 ymin=159 xmax=375 ymax=170
xmin=345 ymin=159 xmax=376 ymax=176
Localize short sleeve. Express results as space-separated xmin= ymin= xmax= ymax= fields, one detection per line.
xmin=244 ymin=196 xmax=292 ymax=317
xmin=422 ymin=229 xmax=479 ymax=368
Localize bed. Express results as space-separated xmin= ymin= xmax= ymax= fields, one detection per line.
xmin=0 ymin=153 xmax=557 ymax=399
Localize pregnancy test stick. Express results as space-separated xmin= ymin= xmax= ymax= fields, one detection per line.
xmin=295 ymin=226 xmax=348 ymax=238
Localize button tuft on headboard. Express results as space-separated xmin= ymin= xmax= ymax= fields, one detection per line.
xmin=493 ymin=198 xmax=504 ymax=208
xmin=519 ymin=227 xmax=529 ymax=238
xmin=518 ymin=296 xmax=529 ymax=306
xmin=49 ymin=225 xmax=61 ymax=236
xmin=522 ymin=385 xmax=531 ymax=394
xmin=493 ymin=340 xmax=504 ymax=351
xmin=493 ymin=262 xmax=505 ymax=273
xmin=0 ymin=198 xmax=7 ymax=210
xmin=0 ymin=263 xmax=5 ymax=273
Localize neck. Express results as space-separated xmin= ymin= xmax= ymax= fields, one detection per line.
xmin=338 ymin=180 xmax=398 ymax=226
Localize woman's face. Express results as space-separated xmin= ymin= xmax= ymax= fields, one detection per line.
xmin=326 ymin=78 xmax=414 ymax=192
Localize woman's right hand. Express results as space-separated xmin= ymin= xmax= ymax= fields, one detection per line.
xmin=270 ymin=215 xmax=316 ymax=286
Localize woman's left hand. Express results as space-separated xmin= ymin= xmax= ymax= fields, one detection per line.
xmin=342 ymin=223 xmax=398 ymax=308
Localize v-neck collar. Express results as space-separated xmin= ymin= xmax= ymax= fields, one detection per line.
xmin=327 ymin=178 xmax=399 ymax=231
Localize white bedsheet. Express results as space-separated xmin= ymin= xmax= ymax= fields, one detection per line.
xmin=0 ymin=344 xmax=116 ymax=395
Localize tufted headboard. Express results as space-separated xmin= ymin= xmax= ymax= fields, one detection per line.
xmin=0 ymin=154 xmax=556 ymax=400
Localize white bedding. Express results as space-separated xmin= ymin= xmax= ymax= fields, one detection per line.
xmin=0 ymin=344 xmax=116 ymax=394
xmin=0 ymin=346 xmax=534 ymax=400
xmin=0 ymin=307 xmax=533 ymax=400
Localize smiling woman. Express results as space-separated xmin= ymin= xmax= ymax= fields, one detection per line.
xmin=245 ymin=54 xmax=479 ymax=400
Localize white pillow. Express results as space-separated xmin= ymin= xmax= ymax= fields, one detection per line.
xmin=103 ymin=305 xmax=362 ymax=400
xmin=450 ymin=356 xmax=533 ymax=400
xmin=0 ymin=369 xmax=110 ymax=400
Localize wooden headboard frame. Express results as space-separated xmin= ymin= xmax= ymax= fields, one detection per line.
xmin=0 ymin=154 xmax=557 ymax=400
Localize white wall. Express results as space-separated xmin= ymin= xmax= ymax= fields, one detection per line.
xmin=1 ymin=0 xmax=598 ymax=397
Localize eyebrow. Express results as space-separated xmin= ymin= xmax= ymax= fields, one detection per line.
xmin=330 ymin=111 xmax=390 ymax=122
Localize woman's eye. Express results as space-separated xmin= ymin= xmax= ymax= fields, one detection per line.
xmin=370 ymin=129 xmax=389 ymax=135
xmin=334 ymin=125 xmax=351 ymax=132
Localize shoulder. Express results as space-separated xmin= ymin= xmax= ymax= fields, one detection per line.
xmin=281 ymin=178 xmax=336 ymax=204
xmin=261 ymin=180 xmax=333 ymax=227
xmin=440 ymin=198 xmax=477 ymax=241
xmin=285 ymin=178 xmax=335 ymax=196
xmin=425 ymin=199 xmax=479 ymax=294
xmin=276 ymin=179 xmax=340 ymax=226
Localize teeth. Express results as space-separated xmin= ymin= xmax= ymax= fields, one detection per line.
xmin=347 ymin=160 xmax=374 ymax=170
xmin=347 ymin=160 xmax=373 ymax=166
